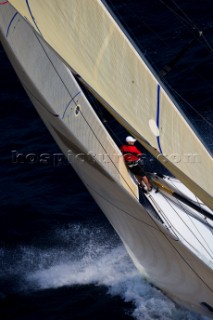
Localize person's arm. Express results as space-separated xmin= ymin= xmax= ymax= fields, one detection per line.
xmin=133 ymin=146 xmax=142 ymax=157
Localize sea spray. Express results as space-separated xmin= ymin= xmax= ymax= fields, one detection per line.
xmin=0 ymin=224 xmax=209 ymax=320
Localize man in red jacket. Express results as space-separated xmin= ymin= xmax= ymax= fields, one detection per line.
xmin=121 ymin=136 xmax=152 ymax=192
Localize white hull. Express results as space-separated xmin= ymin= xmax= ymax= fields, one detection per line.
xmin=1 ymin=4 xmax=213 ymax=317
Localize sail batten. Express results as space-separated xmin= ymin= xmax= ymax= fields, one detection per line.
xmin=8 ymin=0 xmax=213 ymax=209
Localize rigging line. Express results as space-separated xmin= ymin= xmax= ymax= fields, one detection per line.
xmin=162 ymin=54 xmax=213 ymax=128
xmin=167 ymin=176 xmax=205 ymax=208
xmin=159 ymin=0 xmax=198 ymax=33
xmin=135 ymin=16 xmax=204 ymax=78
xmin=163 ymin=81 xmax=213 ymax=129
xmin=148 ymin=195 xmax=179 ymax=238
xmin=160 ymin=33 xmax=203 ymax=77
xmin=153 ymin=200 xmax=213 ymax=291
xmin=170 ymin=220 xmax=213 ymax=261
xmin=108 ymin=4 xmax=213 ymax=140
xmin=192 ymin=193 xmax=213 ymax=236
xmin=167 ymin=177 xmax=201 ymax=209
xmin=92 ymin=170 xmax=213 ymax=292
xmin=160 ymin=191 xmax=213 ymax=259
xmin=170 ymin=179 xmax=213 ymax=233
xmin=161 ymin=196 xmax=212 ymax=259
xmin=159 ymin=0 xmax=213 ymax=54
xmin=201 ymin=33 xmax=213 ymax=53
xmin=85 ymin=182 xmax=161 ymax=232
xmin=165 ymin=180 xmax=213 ymax=255
xmin=165 ymin=177 xmax=213 ymax=224
xmin=33 ymin=31 xmax=79 ymax=111
xmin=181 ymin=205 xmax=213 ymax=249
xmin=169 ymin=0 xmax=199 ymax=30
xmin=169 ymin=0 xmax=213 ymax=52
xmin=151 ymin=191 xmax=213 ymax=291
xmin=108 ymin=0 xmax=171 ymax=51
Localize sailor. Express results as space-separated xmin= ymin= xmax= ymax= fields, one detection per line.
xmin=121 ymin=136 xmax=152 ymax=192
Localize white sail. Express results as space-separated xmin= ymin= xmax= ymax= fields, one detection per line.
xmin=1 ymin=3 xmax=213 ymax=317
xmin=8 ymin=0 xmax=213 ymax=209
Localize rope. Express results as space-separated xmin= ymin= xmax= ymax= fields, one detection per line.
xmin=164 ymin=81 xmax=213 ymax=130
xmin=159 ymin=190 xmax=213 ymax=259
xmin=165 ymin=178 xmax=213 ymax=256
xmin=159 ymin=0 xmax=213 ymax=53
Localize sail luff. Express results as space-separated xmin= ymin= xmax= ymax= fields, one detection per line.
xmin=8 ymin=0 xmax=213 ymax=209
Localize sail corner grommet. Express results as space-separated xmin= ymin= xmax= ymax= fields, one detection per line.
xmin=75 ymin=105 xmax=81 ymax=116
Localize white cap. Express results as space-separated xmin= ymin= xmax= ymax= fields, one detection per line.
xmin=126 ymin=136 xmax=136 ymax=143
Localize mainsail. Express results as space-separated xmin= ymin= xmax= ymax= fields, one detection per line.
xmin=8 ymin=0 xmax=213 ymax=209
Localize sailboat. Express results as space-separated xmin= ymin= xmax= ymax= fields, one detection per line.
xmin=0 ymin=0 xmax=213 ymax=317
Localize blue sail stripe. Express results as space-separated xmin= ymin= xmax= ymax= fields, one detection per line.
xmin=26 ymin=0 xmax=41 ymax=34
xmin=6 ymin=12 xmax=18 ymax=37
xmin=156 ymin=84 xmax=163 ymax=154
xmin=156 ymin=84 xmax=161 ymax=127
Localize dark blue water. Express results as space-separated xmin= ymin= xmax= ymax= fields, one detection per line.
xmin=0 ymin=1 xmax=212 ymax=319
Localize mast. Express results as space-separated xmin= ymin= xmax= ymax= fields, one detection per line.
xmin=8 ymin=0 xmax=213 ymax=209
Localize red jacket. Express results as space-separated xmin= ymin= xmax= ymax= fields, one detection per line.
xmin=120 ymin=145 xmax=142 ymax=163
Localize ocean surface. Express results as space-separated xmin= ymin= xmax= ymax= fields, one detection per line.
xmin=0 ymin=1 xmax=213 ymax=319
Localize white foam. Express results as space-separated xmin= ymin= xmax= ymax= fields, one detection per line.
xmin=23 ymin=224 xmax=208 ymax=320
xmin=1 ymin=224 xmax=209 ymax=319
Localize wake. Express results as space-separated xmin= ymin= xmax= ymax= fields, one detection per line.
xmin=0 ymin=224 xmax=209 ymax=320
